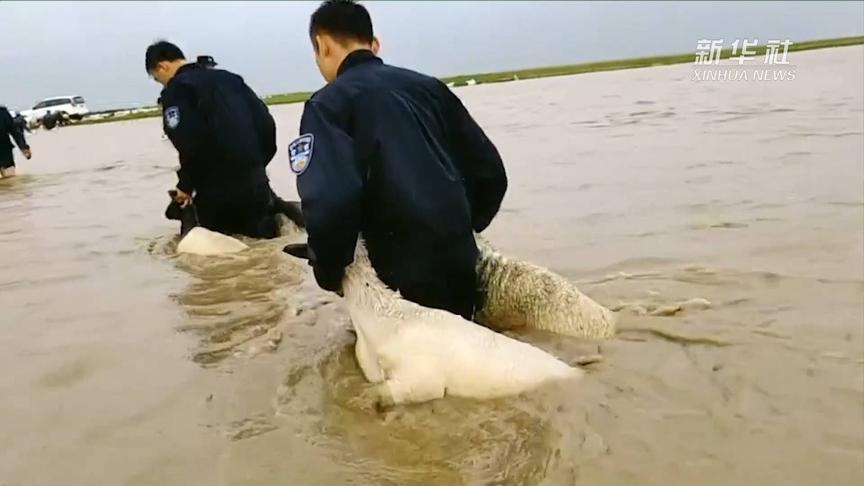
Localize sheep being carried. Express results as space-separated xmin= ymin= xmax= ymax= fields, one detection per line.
xmin=473 ymin=235 xmax=616 ymax=340
xmin=284 ymin=233 xmax=616 ymax=407
xmin=173 ymin=205 xmax=618 ymax=407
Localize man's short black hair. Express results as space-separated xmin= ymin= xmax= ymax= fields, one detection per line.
xmin=145 ymin=40 xmax=185 ymax=73
xmin=309 ymin=0 xmax=373 ymax=48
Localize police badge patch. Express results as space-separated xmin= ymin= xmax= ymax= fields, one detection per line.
xmin=288 ymin=134 xmax=314 ymax=175
xmin=164 ymin=106 xmax=180 ymax=129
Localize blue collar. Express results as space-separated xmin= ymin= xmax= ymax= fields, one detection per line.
xmin=337 ymin=49 xmax=382 ymax=77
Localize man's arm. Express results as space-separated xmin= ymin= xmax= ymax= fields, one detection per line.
xmin=446 ymin=90 xmax=508 ymax=233
xmin=250 ymin=91 xmax=277 ymax=166
xmin=175 ymin=157 xmax=193 ymax=202
xmin=295 ymin=99 xmax=365 ymax=293
xmin=161 ymin=84 xmax=208 ymax=196
xmin=232 ymin=74 xmax=276 ymax=167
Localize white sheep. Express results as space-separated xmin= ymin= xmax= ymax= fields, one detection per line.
xmin=173 ymin=218 xmax=609 ymax=406
xmin=474 ymin=236 xmax=616 ymax=340
xmin=173 ymin=204 xmax=300 ymax=256
xmin=176 ymin=227 xmax=249 ymax=255
xmin=336 ymin=242 xmax=582 ymax=407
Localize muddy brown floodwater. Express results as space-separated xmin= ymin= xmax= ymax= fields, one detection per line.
xmin=1 ymin=46 xmax=862 ymax=486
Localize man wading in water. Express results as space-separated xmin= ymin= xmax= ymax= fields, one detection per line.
xmin=145 ymin=41 xmax=303 ymax=237
xmin=0 ymin=105 xmax=32 ymax=178
xmin=289 ymin=0 xmax=507 ymax=319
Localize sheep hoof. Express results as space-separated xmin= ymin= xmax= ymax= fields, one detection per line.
xmin=374 ymin=383 xmax=396 ymax=412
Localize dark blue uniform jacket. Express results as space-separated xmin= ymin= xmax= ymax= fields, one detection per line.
xmin=294 ymin=50 xmax=507 ymax=295
xmin=160 ymin=63 xmax=277 ymax=198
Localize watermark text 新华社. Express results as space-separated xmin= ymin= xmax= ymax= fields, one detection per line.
xmin=692 ymin=39 xmax=796 ymax=82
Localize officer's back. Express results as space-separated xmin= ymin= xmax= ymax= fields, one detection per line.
xmin=318 ymin=54 xmax=483 ymax=274
xmin=294 ymin=0 xmax=507 ymax=319
xmin=0 ymin=107 xmax=15 ymax=148
xmin=1 ymin=107 xmax=27 ymax=150
xmin=147 ymin=41 xmax=281 ymax=238
xmin=163 ymin=64 xmax=275 ymax=194
xmin=1 ymin=106 xmax=32 ymax=175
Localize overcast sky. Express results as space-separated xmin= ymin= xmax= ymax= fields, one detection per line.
xmin=1 ymin=1 xmax=862 ymax=111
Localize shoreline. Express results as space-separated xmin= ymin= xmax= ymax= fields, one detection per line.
xmin=75 ymin=35 xmax=863 ymax=126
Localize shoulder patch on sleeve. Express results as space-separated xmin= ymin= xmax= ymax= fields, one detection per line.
xmin=288 ymin=134 xmax=314 ymax=175
xmin=164 ymin=106 xmax=180 ymax=129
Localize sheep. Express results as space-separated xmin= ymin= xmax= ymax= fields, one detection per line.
xmin=168 ymin=197 xmax=250 ymax=255
xmin=176 ymin=226 xmax=249 ymax=255
xmin=473 ymin=235 xmax=616 ymax=339
xmin=170 ymin=196 xmax=303 ymax=256
xmin=285 ymin=241 xmax=582 ymax=407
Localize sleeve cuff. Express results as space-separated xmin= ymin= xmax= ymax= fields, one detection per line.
xmin=312 ymin=264 xmax=345 ymax=293
xmin=176 ymin=171 xmax=194 ymax=194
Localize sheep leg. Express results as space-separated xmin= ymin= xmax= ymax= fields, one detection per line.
xmin=376 ymin=364 xmax=446 ymax=407
xmin=354 ymin=330 xmax=385 ymax=383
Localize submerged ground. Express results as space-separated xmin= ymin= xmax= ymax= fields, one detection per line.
xmin=1 ymin=46 xmax=862 ymax=485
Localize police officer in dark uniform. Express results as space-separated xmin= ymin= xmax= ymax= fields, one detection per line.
xmin=145 ymin=41 xmax=302 ymax=238
xmin=290 ymin=0 xmax=507 ymax=319
xmin=1 ymin=105 xmax=32 ymax=178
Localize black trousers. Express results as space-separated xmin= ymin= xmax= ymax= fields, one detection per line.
xmin=397 ymin=265 xmax=478 ymax=320
xmin=0 ymin=149 xmax=14 ymax=169
xmin=195 ymin=182 xmax=279 ymax=239
xmin=371 ymin=236 xmax=480 ymax=321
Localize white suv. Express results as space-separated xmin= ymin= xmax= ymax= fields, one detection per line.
xmin=20 ymin=96 xmax=90 ymax=125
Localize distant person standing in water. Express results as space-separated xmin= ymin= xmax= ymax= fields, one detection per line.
xmin=41 ymin=111 xmax=62 ymax=130
xmin=289 ymin=0 xmax=507 ymax=318
xmin=145 ymin=40 xmax=303 ymax=238
xmin=0 ymin=105 xmax=32 ymax=178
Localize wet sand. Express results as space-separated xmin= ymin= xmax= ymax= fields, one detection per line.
xmin=1 ymin=46 xmax=862 ymax=485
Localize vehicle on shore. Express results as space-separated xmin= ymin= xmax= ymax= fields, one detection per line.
xmin=20 ymin=96 xmax=90 ymax=127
